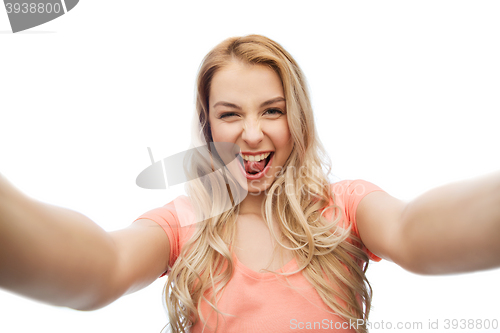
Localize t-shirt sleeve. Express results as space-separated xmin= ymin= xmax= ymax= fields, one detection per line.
xmin=132 ymin=201 xmax=182 ymax=278
xmin=331 ymin=179 xmax=385 ymax=262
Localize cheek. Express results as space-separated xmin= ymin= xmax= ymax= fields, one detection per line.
xmin=211 ymin=123 xmax=240 ymax=143
xmin=270 ymin=121 xmax=292 ymax=149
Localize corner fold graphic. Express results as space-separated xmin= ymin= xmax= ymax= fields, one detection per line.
xmin=136 ymin=161 xmax=167 ymax=189
xmin=64 ymin=0 xmax=78 ymax=12
xmin=5 ymin=0 xmax=80 ymax=33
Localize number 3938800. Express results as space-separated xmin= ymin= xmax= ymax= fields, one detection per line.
xmin=5 ymin=2 xmax=62 ymax=14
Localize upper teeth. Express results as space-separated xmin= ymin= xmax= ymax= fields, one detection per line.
xmin=241 ymin=152 xmax=271 ymax=162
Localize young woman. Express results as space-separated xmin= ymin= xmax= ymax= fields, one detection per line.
xmin=1 ymin=35 xmax=499 ymax=333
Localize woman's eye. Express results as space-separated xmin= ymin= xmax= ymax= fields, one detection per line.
xmin=264 ymin=108 xmax=284 ymax=116
xmin=219 ymin=112 xmax=238 ymax=119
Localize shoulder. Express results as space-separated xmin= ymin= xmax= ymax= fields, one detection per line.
xmin=135 ymin=195 xmax=197 ymax=228
xmin=329 ymin=179 xmax=386 ymax=262
xmin=133 ymin=195 xmax=197 ymax=267
xmin=329 ymin=179 xmax=385 ymax=218
xmin=331 ymin=179 xmax=384 ymax=199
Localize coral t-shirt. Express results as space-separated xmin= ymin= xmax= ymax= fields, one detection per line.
xmin=134 ymin=180 xmax=384 ymax=332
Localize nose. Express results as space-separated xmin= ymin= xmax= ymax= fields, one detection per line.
xmin=241 ymin=119 xmax=264 ymax=147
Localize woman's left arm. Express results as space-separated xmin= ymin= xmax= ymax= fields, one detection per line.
xmin=356 ymin=170 xmax=500 ymax=275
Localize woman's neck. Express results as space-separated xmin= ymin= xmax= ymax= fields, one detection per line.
xmin=239 ymin=191 xmax=267 ymax=216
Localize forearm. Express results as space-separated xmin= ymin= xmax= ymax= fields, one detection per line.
xmin=0 ymin=174 xmax=120 ymax=310
xmin=399 ymin=170 xmax=500 ymax=274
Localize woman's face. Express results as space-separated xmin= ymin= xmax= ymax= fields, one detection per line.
xmin=208 ymin=60 xmax=293 ymax=194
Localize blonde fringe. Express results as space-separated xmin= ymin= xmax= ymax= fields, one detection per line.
xmin=163 ymin=35 xmax=373 ymax=333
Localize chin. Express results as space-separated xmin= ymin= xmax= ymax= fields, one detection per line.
xmin=247 ymin=178 xmax=277 ymax=195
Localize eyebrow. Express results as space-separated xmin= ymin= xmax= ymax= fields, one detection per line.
xmin=212 ymin=97 xmax=285 ymax=110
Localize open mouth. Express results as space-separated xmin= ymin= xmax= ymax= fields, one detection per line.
xmin=237 ymin=152 xmax=274 ymax=177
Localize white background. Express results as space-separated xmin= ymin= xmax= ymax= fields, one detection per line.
xmin=1 ymin=1 xmax=499 ymax=332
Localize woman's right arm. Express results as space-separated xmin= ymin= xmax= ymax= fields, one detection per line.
xmin=0 ymin=174 xmax=170 ymax=311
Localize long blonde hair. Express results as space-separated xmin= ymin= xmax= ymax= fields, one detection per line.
xmin=164 ymin=35 xmax=372 ymax=333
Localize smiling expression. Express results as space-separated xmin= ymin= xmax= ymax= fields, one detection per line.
xmin=208 ymin=60 xmax=293 ymax=194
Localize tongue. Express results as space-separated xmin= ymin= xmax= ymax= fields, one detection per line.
xmin=245 ymin=159 xmax=267 ymax=174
